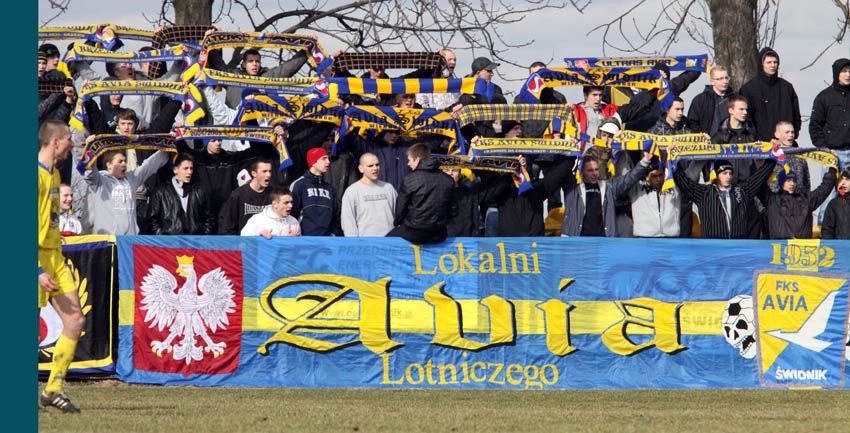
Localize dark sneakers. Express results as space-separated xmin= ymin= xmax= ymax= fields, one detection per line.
xmin=39 ymin=391 xmax=81 ymax=413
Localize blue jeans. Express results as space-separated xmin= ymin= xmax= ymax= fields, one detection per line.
xmin=484 ymin=207 xmax=499 ymax=237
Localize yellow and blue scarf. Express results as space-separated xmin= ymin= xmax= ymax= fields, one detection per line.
xmin=76 ymin=134 xmax=177 ymax=173
xmin=326 ymin=76 xmax=491 ymax=100
xmin=433 ymin=153 xmax=534 ymax=195
xmin=200 ymin=31 xmax=333 ymax=75
xmin=665 ymin=142 xmax=788 ymax=191
xmin=236 ymin=93 xmax=344 ymax=127
xmin=39 ymin=24 xmax=154 ymax=51
xmin=518 ymin=55 xmax=708 ymax=110
xmin=561 ymin=54 xmax=709 ymax=71
xmin=173 ymin=126 xmax=292 ymax=170
xmin=70 ymin=80 xmax=205 ymax=130
xmin=193 ymin=67 xmax=324 ymax=95
xmin=453 ymin=104 xmax=572 ymax=154
xmin=338 ymin=105 xmax=458 ymax=156
xmin=63 ymin=43 xmax=199 ymax=82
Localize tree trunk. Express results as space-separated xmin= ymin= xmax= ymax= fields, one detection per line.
xmin=707 ymin=0 xmax=759 ymax=91
xmin=172 ymin=0 xmax=214 ymax=26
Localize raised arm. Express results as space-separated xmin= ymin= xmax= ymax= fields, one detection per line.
xmin=202 ymin=85 xmax=238 ymax=125
xmin=673 ymin=158 xmax=708 ymax=202
xmin=808 ymin=168 xmax=837 ymax=212
xmin=741 ymin=159 xmax=776 ymax=199
xmin=610 ymin=153 xmax=652 ymax=199
xmin=670 ymin=71 xmax=701 ymax=97
xmin=129 ymin=150 xmax=169 ymax=189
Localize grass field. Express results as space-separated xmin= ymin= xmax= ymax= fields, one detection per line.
xmin=38 ymin=380 xmax=850 ymax=433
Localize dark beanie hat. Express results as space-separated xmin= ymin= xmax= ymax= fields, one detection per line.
xmin=776 ymin=170 xmax=797 ymax=186
xmin=714 ymin=160 xmax=734 ymax=176
xmin=501 ymin=120 xmax=521 ymax=135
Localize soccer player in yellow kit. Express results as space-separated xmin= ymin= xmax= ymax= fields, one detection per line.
xmin=37 ymin=120 xmax=84 ymax=413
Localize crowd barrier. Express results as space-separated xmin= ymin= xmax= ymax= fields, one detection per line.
xmin=41 ymin=235 xmax=849 ymax=389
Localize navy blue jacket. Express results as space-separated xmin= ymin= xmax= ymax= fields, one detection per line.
xmin=290 ymin=171 xmax=340 ymax=236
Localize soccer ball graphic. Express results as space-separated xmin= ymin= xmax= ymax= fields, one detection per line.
xmin=722 ymin=295 xmax=757 ymax=359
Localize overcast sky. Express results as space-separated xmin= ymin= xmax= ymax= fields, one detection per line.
xmin=39 ymin=0 xmax=849 ymax=144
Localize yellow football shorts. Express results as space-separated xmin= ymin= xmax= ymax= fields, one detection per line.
xmin=37 ymin=248 xmax=76 ymax=308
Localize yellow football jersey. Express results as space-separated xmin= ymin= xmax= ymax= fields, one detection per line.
xmin=38 ymin=162 xmax=62 ymax=250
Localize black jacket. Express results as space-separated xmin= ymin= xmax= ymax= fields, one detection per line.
xmin=675 ymin=160 xmax=775 ymax=239
xmin=178 ymin=141 xmax=279 ymax=228
xmin=38 ymin=92 xmax=73 ymax=125
xmin=740 ymin=47 xmax=802 ymax=141
xmin=624 ymin=70 xmax=701 ymax=132
xmin=822 ymin=191 xmax=850 ymax=239
xmin=394 ymin=157 xmax=455 ymax=231
xmin=764 ymin=169 xmax=836 ymax=239
xmin=809 ymin=58 xmax=850 ymax=150
xmin=147 ymin=179 xmax=215 ymax=235
xmin=495 ymin=155 xmax=575 ymax=237
xmin=324 ymin=153 xmax=359 ymax=221
xmin=648 ymin=117 xmax=691 ymax=136
xmin=455 ymin=83 xmax=507 ymax=141
xmin=711 ymin=119 xmax=759 ymax=183
xmin=687 ymin=85 xmax=736 ymax=136
xmin=446 ymin=174 xmax=508 ymax=237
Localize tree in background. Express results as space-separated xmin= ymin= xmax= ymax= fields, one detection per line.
xmin=152 ymin=0 xmax=566 ymax=70
xmin=581 ymin=0 xmax=849 ymax=90
xmin=40 ymin=0 xmax=849 ymax=86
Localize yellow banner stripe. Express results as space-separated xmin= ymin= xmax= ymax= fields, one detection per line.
xmin=119 ymin=294 xmax=725 ymax=336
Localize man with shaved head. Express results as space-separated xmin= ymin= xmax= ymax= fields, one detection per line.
xmin=340 ymin=153 xmax=398 ymax=236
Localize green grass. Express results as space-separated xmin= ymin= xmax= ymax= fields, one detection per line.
xmin=39 ymin=380 xmax=850 ymax=433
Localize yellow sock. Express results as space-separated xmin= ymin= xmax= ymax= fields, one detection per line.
xmin=44 ymin=335 xmax=78 ymax=395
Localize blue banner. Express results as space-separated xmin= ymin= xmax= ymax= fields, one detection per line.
xmin=115 ymin=237 xmax=850 ymax=389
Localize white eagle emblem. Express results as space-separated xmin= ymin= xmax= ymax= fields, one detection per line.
xmin=140 ymin=255 xmax=236 ymax=364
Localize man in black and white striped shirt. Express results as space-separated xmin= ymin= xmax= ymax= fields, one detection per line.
xmin=674 ymin=157 xmax=775 ymax=239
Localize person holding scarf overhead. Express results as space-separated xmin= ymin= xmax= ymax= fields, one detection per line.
xmin=452 ymin=57 xmax=507 ymax=141
xmin=561 ymin=150 xmax=653 ymax=238
xmin=711 ymin=94 xmax=764 ymax=238
xmin=673 ymin=152 xmax=776 ymax=239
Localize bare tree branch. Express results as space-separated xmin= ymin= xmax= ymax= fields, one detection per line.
xmin=40 ymin=0 xmax=72 ymax=26
xmin=801 ymin=0 xmax=849 ymax=70
xmin=153 ymin=0 xmax=568 ymax=80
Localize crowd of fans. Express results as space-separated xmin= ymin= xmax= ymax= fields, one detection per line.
xmin=38 ymin=31 xmax=850 ymax=242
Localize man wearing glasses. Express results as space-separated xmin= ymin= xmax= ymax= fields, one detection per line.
xmin=687 ymin=65 xmax=735 ymax=137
